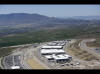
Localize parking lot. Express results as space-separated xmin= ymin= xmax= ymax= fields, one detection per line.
xmin=2 ymin=55 xmax=23 ymax=69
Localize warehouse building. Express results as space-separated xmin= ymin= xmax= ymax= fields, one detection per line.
xmin=41 ymin=45 xmax=63 ymax=49
xmin=44 ymin=55 xmax=54 ymax=62
xmin=47 ymin=41 xmax=67 ymax=46
xmin=44 ymin=54 xmax=72 ymax=63
xmin=40 ymin=41 xmax=72 ymax=64
xmin=40 ymin=49 xmax=65 ymax=55
xmin=11 ymin=66 xmax=20 ymax=69
xmin=52 ymin=54 xmax=72 ymax=63
xmin=47 ymin=42 xmax=66 ymax=46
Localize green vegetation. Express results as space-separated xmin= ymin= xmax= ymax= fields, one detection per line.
xmin=0 ymin=28 xmax=79 ymax=47
xmin=0 ymin=47 xmax=19 ymax=58
xmin=0 ymin=26 xmax=99 ymax=58
xmin=0 ymin=27 xmax=100 ymax=47
xmin=0 ymin=28 xmax=82 ymax=57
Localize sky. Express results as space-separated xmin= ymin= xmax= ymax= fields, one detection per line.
xmin=0 ymin=5 xmax=100 ymax=17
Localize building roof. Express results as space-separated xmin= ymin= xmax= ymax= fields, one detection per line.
xmin=52 ymin=54 xmax=70 ymax=60
xmin=11 ymin=66 xmax=20 ymax=69
xmin=40 ymin=49 xmax=65 ymax=54
xmin=44 ymin=55 xmax=53 ymax=59
xmin=41 ymin=45 xmax=63 ymax=49
xmin=44 ymin=54 xmax=71 ymax=60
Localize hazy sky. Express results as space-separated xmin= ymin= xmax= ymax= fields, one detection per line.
xmin=0 ymin=5 xmax=100 ymax=17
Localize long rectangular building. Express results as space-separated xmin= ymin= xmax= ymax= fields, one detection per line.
xmin=41 ymin=45 xmax=63 ymax=49
xmin=40 ymin=49 xmax=65 ymax=55
xmin=44 ymin=54 xmax=72 ymax=63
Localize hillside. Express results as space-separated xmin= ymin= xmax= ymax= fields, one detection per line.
xmin=0 ymin=13 xmax=100 ymax=37
xmin=0 ymin=13 xmax=100 ymax=47
xmin=0 ymin=13 xmax=100 ymax=29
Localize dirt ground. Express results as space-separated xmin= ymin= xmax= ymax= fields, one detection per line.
xmin=26 ymin=58 xmax=46 ymax=69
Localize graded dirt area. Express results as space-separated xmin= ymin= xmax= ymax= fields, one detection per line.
xmin=26 ymin=58 xmax=46 ymax=69
xmin=86 ymin=39 xmax=100 ymax=47
xmin=66 ymin=40 xmax=99 ymax=61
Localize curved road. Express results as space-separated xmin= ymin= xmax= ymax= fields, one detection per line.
xmin=79 ymin=39 xmax=100 ymax=61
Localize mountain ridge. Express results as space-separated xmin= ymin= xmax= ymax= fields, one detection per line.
xmin=0 ymin=13 xmax=100 ymax=29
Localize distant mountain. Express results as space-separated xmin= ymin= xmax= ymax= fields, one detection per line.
xmin=0 ymin=13 xmax=50 ymax=25
xmin=0 ymin=13 xmax=100 ymax=30
xmin=72 ymin=16 xmax=100 ymax=20
xmin=0 ymin=13 xmax=100 ymax=39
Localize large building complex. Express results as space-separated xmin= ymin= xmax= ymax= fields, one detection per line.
xmin=40 ymin=40 xmax=72 ymax=64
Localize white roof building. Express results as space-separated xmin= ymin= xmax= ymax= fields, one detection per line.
xmin=44 ymin=54 xmax=71 ymax=60
xmin=41 ymin=45 xmax=63 ymax=49
xmin=11 ymin=66 xmax=20 ymax=69
xmin=52 ymin=54 xmax=70 ymax=60
xmin=44 ymin=55 xmax=53 ymax=59
xmin=40 ymin=49 xmax=65 ymax=54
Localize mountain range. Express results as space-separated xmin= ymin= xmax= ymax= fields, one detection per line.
xmin=0 ymin=13 xmax=100 ymax=29
xmin=0 ymin=13 xmax=100 ymax=47
xmin=0 ymin=13 xmax=100 ymax=34
xmin=72 ymin=16 xmax=100 ymax=20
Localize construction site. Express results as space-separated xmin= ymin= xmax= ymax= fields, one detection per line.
xmin=0 ymin=39 xmax=100 ymax=69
